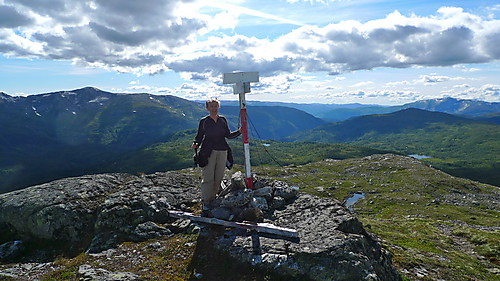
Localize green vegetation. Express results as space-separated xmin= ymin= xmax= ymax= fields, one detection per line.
xmin=291 ymin=108 xmax=500 ymax=187
xmin=95 ymin=131 xmax=396 ymax=176
xmin=351 ymin=122 xmax=500 ymax=186
xmin=231 ymin=139 xmax=397 ymax=167
xmin=251 ymin=155 xmax=500 ymax=281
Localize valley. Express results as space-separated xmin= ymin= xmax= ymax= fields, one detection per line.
xmin=1 ymin=87 xmax=499 ymax=193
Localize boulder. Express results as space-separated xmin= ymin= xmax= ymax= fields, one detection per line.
xmin=212 ymin=193 xmax=400 ymax=281
xmin=0 ymin=174 xmax=137 ymax=253
xmin=219 ymin=189 xmax=254 ymax=208
xmin=229 ymin=171 xmax=246 ymax=191
xmin=272 ymin=197 xmax=286 ymax=209
xmin=0 ymin=172 xmax=199 ymax=257
xmin=273 ymin=181 xmax=298 ymax=201
xmin=250 ymin=196 xmax=269 ymax=211
xmin=253 ymin=186 xmax=273 ymax=197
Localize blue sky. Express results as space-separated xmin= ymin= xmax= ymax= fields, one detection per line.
xmin=1 ymin=0 xmax=499 ymax=105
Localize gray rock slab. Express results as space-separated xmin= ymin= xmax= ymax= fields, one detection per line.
xmin=212 ymin=193 xmax=400 ymax=281
xmin=0 ymin=172 xmax=199 ymax=255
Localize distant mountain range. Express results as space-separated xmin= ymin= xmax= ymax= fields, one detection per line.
xmin=288 ymin=108 xmax=479 ymax=142
xmin=221 ymin=97 xmax=500 ymax=122
xmin=403 ymin=98 xmax=500 ymax=116
xmin=210 ymin=100 xmax=379 ymax=120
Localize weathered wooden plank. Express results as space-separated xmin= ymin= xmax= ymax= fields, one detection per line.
xmin=168 ymin=210 xmax=299 ymax=239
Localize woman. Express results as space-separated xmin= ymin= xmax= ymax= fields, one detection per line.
xmin=192 ymin=98 xmax=241 ymax=213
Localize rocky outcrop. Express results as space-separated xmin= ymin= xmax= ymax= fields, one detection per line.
xmin=0 ymin=172 xmax=199 ymax=257
xmin=212 ymin=192 xmax=398 ymax=280
xmin=0 ymin=171 xmax=400 ymax=280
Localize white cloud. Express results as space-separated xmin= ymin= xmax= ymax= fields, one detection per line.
xmin=1 ymin=1 xmax=499 ymax=82
xmin=385 ymin=74 xmax=467 ymax=88
xmin=129 ymin=85 xmax=151 ymax=91
xmin=420 ymin=74 xmax=465 ymax=85
xmin=350 ymin=81 xmax=374 ymax=88
xmin=125 ymin=72 xmax=306 ymax=101
xmin=165 ymin=7 xmax=500 ymax=79
xmin=441 ymin=84 xmax=500 ymax=101
xmin=209 ymin=10 xmax=240 ymax=31
xmin=255 ymin=73 xmax=304 ymax=95
xmin=386 ymin=80 xmax=410 ymax=87
xmin=453 ymin=65 xmax=481 ymax=72
xmin=317 ymin=89 xmax=424 ymax=104
xmin=1 ymin=0 xmax=206 ymax=73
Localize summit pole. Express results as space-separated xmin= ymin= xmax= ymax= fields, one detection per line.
xmin=223 ymin=72 xmax=259 ymax=189
xmin=238 ymin=91 xmax=252 ymax=189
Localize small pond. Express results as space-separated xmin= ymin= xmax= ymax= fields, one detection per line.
xmin=345 ymin=192 xmax=365 ymax=211
xmin=408 ymin=154 xmax=432 ymax=160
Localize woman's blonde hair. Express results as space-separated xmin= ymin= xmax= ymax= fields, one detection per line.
xmin=205 ymin=97 xmax=220 ymax=108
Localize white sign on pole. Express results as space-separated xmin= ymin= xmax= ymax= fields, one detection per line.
xmin=223 ymin=72 xmax=259 ymax=84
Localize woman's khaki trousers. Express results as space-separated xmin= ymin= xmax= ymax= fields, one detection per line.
xmin=201 ymin=150 xmax=227 ymax=205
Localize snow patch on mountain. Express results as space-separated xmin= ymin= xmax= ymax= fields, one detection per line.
xmin=32 ymin=106 xmax=42 ymax=117
xmin=89 ymin=97 xmax=109 ymax=103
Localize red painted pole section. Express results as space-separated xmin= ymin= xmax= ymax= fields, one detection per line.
xmin=241 ymin=108 xmax=249 ymax=142
xmin=240 ymin=107 xmax=253 ymax=189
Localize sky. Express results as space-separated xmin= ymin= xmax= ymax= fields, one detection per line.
xmin=0 ymin=0 xmax=499 ymax=105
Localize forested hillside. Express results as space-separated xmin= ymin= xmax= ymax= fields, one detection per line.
xmin=289 ymin=108 xmax=500 ymax=186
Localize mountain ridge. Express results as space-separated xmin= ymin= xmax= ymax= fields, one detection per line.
xmin=289 ymin=108 xmax=483 ymax=143
xmin=214 ymin=97 xmax=500 ymax=122
xmin=5 ymin=89 xmax=498 ymax=120
xmin=403 ymin=97 xmax=500 ymax=116
xmin=288 ymin=108 xmax=500 ymax=186
xmin=0 ymin=87 xmax=324 ymax=192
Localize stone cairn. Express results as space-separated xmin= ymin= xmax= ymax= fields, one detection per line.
xmin=206 ymin=171 xmax=298 ymax=222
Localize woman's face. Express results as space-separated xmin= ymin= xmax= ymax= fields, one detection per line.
xmin=206 ymin=102 xmax=219 ymax=114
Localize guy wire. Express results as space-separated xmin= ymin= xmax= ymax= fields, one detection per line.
xmin=245 ymin=110 xmax=284 ymax=168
